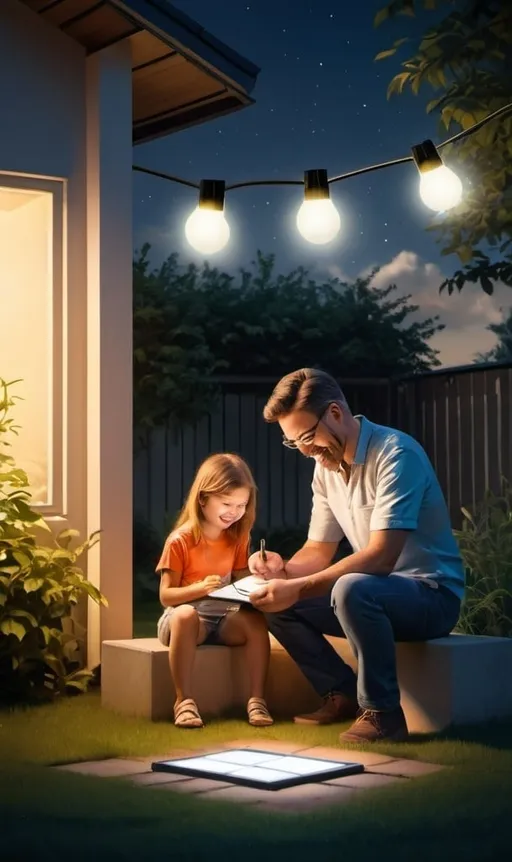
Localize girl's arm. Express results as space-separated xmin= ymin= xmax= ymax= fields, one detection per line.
xmin=232 ymin=568 xmax=250 ymax=581
xmin=159 ymin=570 xmax=222 ymax=607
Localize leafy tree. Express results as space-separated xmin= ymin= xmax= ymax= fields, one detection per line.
xmin=133 ymin=244 xmax=221 ymax=446
xmin=133 ymin=249 xmax=443 ymax=390
xmin=476 ymin=306 xmax=512 ymax=362
xmin=375 ymin=0 xmax=512 ymax=294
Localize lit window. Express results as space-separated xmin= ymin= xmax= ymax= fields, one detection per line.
xmin=0 ymin=175 xmax=64 ymax=512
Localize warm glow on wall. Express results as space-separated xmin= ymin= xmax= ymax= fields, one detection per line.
xmin=0 ymin=185 xmax=53 ymax=505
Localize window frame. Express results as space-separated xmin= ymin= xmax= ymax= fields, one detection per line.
xmin=0 ymin=171 xmax=66 ymax=516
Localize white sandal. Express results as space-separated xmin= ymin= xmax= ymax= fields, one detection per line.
xmin=174 ymin=698 xmax=204 ymax=728
xmin=247 ymin=697 xmax=274 ymax=727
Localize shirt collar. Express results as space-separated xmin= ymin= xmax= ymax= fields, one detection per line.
xmin=352 ymin=415 xmax=374 ymax=466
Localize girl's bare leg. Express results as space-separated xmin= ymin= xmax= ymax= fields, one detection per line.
xmin=220 ymin=609 xmax=273 ymax=725
xmin=169 ymin=604 xmax=206 ymax=703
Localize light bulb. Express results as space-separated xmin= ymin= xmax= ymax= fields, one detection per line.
xmin=297 ymin=169 xmax=341 ymax=245
xmin=185 ymin=179 xmax=230 ymax=254
xmin=297 ymin=199 xmax=341 ymax=245
xmin=419 ymin=165 xmax=463 ymax=213
xmin=412 ymin=140 xmax=463 ymax=213
xmin=185 ymin=207 xmax=230 ymax=254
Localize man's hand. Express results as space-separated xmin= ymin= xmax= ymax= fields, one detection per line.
xmin=248 ymin=550 xmax=286 ymax=579
xmin=249 ymin=578 xmax=301 ymax=612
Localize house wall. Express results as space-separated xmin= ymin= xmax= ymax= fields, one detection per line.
xmin=0 ymin=0 xmax=88 ymax=553
xmin=0 ymin=0 xmax=133 ymax=664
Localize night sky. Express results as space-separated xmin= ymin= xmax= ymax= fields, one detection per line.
xmin=133 ymin=0 xmax=511 ymax=367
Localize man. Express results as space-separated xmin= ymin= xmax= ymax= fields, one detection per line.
xmin=248 ymin=368 xmax=464 ymax=743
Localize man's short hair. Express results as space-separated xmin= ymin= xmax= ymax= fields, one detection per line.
xmin=263 ymin=368 xmax=348 ymax=423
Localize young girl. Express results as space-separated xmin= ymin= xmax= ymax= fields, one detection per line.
xmin=156 ymin=453 xmax=274 ymax=729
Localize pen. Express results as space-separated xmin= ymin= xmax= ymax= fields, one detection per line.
xmin=260 ymin=538 xmax=267 ymax=562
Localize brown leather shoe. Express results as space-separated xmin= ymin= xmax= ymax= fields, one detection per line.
xmin=340 ymin=706 xmax=408 ymax=743
xmin=294 ymin=693 xmax=358 ymax=725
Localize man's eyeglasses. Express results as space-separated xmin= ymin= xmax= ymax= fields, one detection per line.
xmin=282 ymin=404 xmax=333 ymax=449
xmin=282 ymin=417 xmax=321 ymax=449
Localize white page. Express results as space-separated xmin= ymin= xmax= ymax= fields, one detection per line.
xmin=208 ymin=574 xmax=267 ymax=603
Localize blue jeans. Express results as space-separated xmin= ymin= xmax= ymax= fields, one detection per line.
xmin=265 ymin=573 xmax=461 ymax=712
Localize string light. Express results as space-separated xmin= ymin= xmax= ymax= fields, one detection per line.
xmin=412 ymin=140 xmax=462 ymax=213
xmin=296 ymin=170 xmax=341 ymax=245
xmin=133 ymin=103 xmax=512 ymax=253
xmin=184 ymin=180 xmax=230 ymax=254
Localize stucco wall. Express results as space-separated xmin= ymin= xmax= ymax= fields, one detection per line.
xmin=0 ymin=1 xmax=134 ymax=659
xmin=0 ymin=0 xmax=88 ymax=544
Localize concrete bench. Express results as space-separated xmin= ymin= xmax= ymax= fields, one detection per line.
xmin=101 ymin=633 xmax=512 ymax=734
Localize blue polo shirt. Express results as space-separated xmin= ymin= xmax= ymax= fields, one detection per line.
xmin=308 ymin=416 xmax=465 ymax=599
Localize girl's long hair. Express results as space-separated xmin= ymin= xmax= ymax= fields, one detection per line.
xmin=174 ymin=453 xmax=257 ymax=544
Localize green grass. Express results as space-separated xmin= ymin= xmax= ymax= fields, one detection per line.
xmin=1 ymin=692 xmax=512 ymax=861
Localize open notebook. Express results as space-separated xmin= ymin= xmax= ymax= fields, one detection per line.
xmin=208 ymin=574 xmax=267 ymax=604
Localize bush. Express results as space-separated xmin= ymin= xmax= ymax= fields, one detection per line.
xmin=455 ymin=481 xmax=512 ymax=638
xmin=0 ymin=379 xmax=107 ymax=703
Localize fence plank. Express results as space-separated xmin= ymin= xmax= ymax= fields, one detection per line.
xmin=432 ymin=376 xmax=449 ymax=511
xmin=165 ymin=425 xmax=183 ymax=531
xmin=456 ymin=373 xmax=474 ymax=514
xmin=446 ymin=373 xmax=461 ymax=527
xmin=472 ymin=371 xmax=486 ymax=507
xmin=485 ymin=368 xmax=501 ymax=496
xmin=224 ymin=393 xmax=240 ymax=454
xmin=268 ymin=422 xmax=284 ymax=527
xmin=135 ymin=368 xmax=512 ymax=537
xmin=255 ymin=395 xmax=269 ymax=528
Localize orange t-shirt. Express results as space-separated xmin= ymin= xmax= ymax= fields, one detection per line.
xmin=156 ymin=528 xmax=249 ymax=587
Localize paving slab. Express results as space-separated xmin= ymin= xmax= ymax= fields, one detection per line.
xmin=154 ymin=777 xmax=233 ymax=794
xmin=199 ymin=784 xmax=275 ymax=806
xmin=367 ymin=759 xmax=447 ymax=778
xmin=324 ymin=772 xmax=405 ymax=790
xmin=54 ymin=758 xmax=152 ymax=778
xmin=258 ymin=782 xmax=357 ymax=814
xmin=298 ymin=746 xmax=396 ymax=766
xmin=129 ymin=771 xmax=194 ymax=786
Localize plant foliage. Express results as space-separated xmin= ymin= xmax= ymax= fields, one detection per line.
xmin=133 ymin=249 xmax=443 ymax=390
xmin=375 ymin=0 xmax=512 ymax=294
xmin=455 ymin=479 xmax=512 ymax=637
xmin=0 ymin=379 xmax=107 ymax=703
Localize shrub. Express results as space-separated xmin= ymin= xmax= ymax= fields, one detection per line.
xmin=0 ymin=379 xmax=107 ymax=703
xmin=455 ymin=481 xmax=512 ymax=638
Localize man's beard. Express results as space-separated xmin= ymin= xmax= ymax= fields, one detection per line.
xmin=308 ymin=434 xmax=346 ymax=471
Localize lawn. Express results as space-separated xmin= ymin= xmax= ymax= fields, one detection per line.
xmin=1 ymin=691 xmax=511 ymax=862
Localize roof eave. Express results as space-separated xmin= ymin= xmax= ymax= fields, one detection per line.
xmin=109 ymin=0 xmax=260 ymax=97
xmin=133 ymin=92 xmax=254 ymax=145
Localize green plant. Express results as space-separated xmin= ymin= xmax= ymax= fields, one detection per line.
xmin=454 ymin=480 xmax=512 ymax=637
xmin=0 ymin=379 xmax=107 ymax=703
xmin=375 ymin=0 xmax=512 ymax=294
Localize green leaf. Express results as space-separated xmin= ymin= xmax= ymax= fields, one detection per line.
xmin=0 ymin=619 xmax=26 ymax=640
xmin=375 ymin=48 xmax=398 ymax=61
xmin=56 ymin=528 xmax=80 ymax=543
xmin=374 ymin=7 xmax=390 ymax=27
xmin=23 ymin=576 xmax=45 ymax=593
xmin=12 ymin=551 xmax=32 ymax=569
xmin=10 ymin=608 xmax=38 ymax=626
xmin=387 ymin=72 xmax=410 ymax=97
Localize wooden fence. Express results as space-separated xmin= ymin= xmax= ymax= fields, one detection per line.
xmin=134 ymin=364 xmax=512 ymax=536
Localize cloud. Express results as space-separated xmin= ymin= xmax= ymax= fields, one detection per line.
xmin=367 ymin=250 xmax=511 ymax=367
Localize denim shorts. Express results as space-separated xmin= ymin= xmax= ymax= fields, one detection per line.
xmin=157 ymin=600 xmax=240 ymax=647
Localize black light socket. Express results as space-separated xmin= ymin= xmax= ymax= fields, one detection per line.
xmin=303 ymin=169 xmax=330 ymax=200
xmin=411 ymin=140 xmax=443 ymax=174
xmin=198 ymin=179 xmax=226 ymax=211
